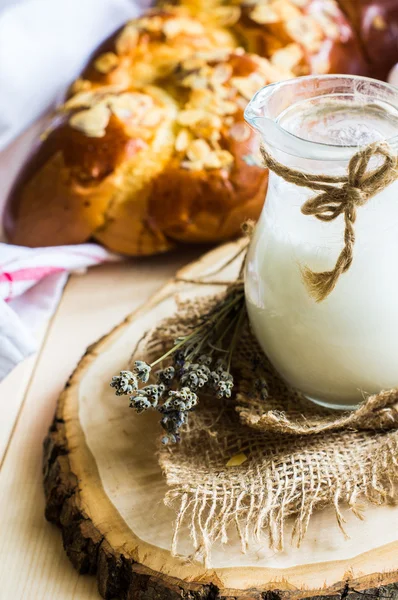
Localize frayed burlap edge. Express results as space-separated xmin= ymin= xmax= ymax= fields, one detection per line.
xmin=145 ymin=294 xmax=398 ymax=566
xmin=237 ymin=387 xmax=398 ymax=434
xmin=159 ymin=410 xmax=398 ymax=566
xmin=235 ymin=329 xmax=398 ymax=435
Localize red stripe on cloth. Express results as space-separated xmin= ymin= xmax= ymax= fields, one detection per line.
xmin=0 ymin=266 xmax=65 ymax=301
xmin=0 ymin=266 xmax=65 ymax=283
xmin=0 ymin=272 xmax=13 ymax=302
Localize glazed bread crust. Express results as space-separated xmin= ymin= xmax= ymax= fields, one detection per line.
xmin=6 ymin=51 xmax=271 ymax=255
xmin=5 ymin=86 xmax=179 ymax=255
xmin=73 ymin=7 xmax=237 ymax=92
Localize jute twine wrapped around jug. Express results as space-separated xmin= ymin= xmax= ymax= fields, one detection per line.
xmin=261 ymin=141 xmax=398 ymax=302
xmin=143 ymin=295 xmax=398 ymax=566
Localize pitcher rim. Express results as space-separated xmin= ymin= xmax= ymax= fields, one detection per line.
xmin=244 ymin=74 xmax=398 ymax=161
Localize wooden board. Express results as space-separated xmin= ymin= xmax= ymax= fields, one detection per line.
xmin=43 ymin=241 xmax=398 ymax=600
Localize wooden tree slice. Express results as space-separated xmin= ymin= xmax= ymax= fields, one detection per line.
xmin=43 ymin=240 xmax=398 ymax=600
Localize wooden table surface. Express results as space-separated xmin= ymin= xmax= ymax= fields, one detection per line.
xmin=0 ymin=251 xmax=199 ymax=599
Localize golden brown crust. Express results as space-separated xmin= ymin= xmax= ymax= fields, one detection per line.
xmin=93 ymin=50 xmax=272 ymax=250
xmin=149 ymin=137 xmax=267 ymax=243
xmin=231 ymin=0 xmax=366 ymax=77
xmin=73 ymin=7 xmax=237 ymax=93
xmin=6 ymin=87 xmax=178 ymax=254
xmin=166 ymin=0 xmax=398 ymax=81
xmin=147 ymin=50 xmax=271 ymax=243
xmin=6 ymin=48 xmax=273 ymax=256
xmin=4 ymin=117 xmax=121 ymax=247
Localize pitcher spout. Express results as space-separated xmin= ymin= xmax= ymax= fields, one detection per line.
xmin=244 ymin=85 xmax=277 ymax=138
xmin=244 ymin=80 xmax=310 ymax=157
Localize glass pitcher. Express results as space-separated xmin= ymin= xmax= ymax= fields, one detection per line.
xmin=244 ymin=75 xmax=398 ymax=410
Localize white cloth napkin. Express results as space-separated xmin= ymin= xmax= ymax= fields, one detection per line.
xmin=0 ymin=0 xmax=152 ymax=381
xmin=0 ymin=243 xmax=119 ymax=380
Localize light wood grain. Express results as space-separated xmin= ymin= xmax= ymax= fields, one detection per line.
xmin=0 ymin=313 xmax=53 ymax=465
xmin=0 ymin=355 xmax=39 ymax=464
xmin=0 ymin=252 xmax=196 ymax=600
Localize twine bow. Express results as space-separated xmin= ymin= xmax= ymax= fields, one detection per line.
xmin=261 ymin=142 xmax=398 ymax=302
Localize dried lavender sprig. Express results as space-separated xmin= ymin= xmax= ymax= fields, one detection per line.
xmin=110 ymin=370 xmax=138 ymax=396
xmin=110 ymin=284 xmax=246 ymax=443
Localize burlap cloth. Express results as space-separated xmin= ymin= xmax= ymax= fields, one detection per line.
xmin=143 ymin=295 xmax=398 ymax=565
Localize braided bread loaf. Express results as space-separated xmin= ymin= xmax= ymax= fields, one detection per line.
xmin=5 ymin=1 xmax=397 ymax=255
xmin=6 ymin=47 xmax=274 ymax=254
